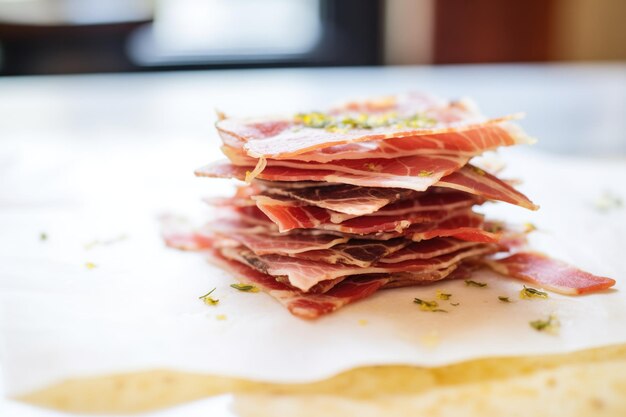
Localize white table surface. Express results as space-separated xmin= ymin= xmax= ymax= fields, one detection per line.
xmin=1 ymin=63 xmax=625 ymax=416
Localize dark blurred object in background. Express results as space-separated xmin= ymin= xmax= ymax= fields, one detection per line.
xmin=0 ymin=0 xmax=382 ymax=75
xmin=0 ymin=0 xmax=624 ymax=76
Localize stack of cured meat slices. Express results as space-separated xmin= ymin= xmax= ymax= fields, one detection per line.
xmin=165 ymin=93 xmax=615 ymax=319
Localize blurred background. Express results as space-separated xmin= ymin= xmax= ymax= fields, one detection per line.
xmin=0 ymin=0 xmax=624 ymax=76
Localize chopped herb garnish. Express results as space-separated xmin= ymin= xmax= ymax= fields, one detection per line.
xmin=530 ymin=314 xmax=560 ymax=334
xmin=414 ymin=298 xmax=447 ymax=312
xmin=465 ymin=279 xmax=487 ymax=288
xmin=418 ymin=170 xmax=434 ymax=177
xmin=403 ymin=114 xmax=437 ymax=128
xmin=199 ymin=288 xmax=219 ymax=305
xmin=294 ymin=111 xmax=436 ymax=132
xmin=40 ymin=232 xmax=48 ymax=241
xmin=520 ymin=285 xmax=548 ymax=300
xmin=294 ymin=112 xmax=333 ymax=128
xmin=85 ymin=262 xmax=96 ymax=270
xmin=230 ymin=283 xmax=260 ymax=293
xmin=436 ymin=290 xmax=452 ymax=300
xmin=498 ymin=296 xmax=511 ymax=303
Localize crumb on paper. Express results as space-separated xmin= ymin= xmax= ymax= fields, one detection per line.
xmin=358 ymin=319 xmax=368 ymax=326
xmin=39 ymin=232 xmax=48 ymax=241
xmin=85 ymin=262 xmax=96 ymax=270
xmin=199 ymin=288 xmax=219 ymax=306
xmin=216 ymin=314 xmax=228 ymax=321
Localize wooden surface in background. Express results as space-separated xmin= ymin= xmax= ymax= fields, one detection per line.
xmin=434 ymin=0 xmax=555 ymax=64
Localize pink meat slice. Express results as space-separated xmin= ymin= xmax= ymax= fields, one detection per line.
xmin=379 ymin=238 xmax=482 ymax=263
xmin=252 ymin=190 xmax=482 ymax=224
xmin=217 ymin=93 xmax=523 ymax=159
xmin=287 ymin=123 xmax=529 ymax=162
xmin=262 ymin=184 xmax=412 ymax=215
xmin=254 ymin=200 xmax=466 ymax=233
xmin=223 ymin=149 xmax=472 ymax=190
xmin=484 ymin=252 xmax=616 ymax=295
xmin=195 ymin=162 xmax=537 ymax=210
xmin=437 ymin=166 xmax=538 ymax=210
xmin=212 ymin=207 xmax=499 ymax=244
xmin=220 ymin=244 xmax=498 ymax=292
xmin=278 ymin=238 xmax=408 ymax=268
xmin=207 ymin=249 xmax=389 ymax=319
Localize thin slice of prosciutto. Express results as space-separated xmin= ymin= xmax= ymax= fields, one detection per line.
xmin=244 ymin=123 xmax=529 ymax=163
xmin=379 ymin=238 xmax=482 ymax=263
xmin=254 ymin=200 xmax=471 ymax=234
xmin=219 ymin=123 xmax=529 ymax=173
xmin=224 ymin=151 xmax=473 ymax=190
xmin=484 ymin=252 xmax=616 ymax=295
xmin=207 ymin=249 xmax=389 ymax=319
xmin=286 ymin=239 xmax=408 ymax=268
xmin=220 ymin=244 xmax=498 ymax=292
xmin=217 ymin=93 xmax=526 ymax=159
xmin=196 ymin=162 xmax=537 ymax=210
xmin=251 ymin=190 xmax=483 ymax=224
xmin=261 ymin=184 xmax=412 ymax=215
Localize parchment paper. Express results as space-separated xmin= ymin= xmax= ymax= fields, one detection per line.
xmin=1 ymin=147 xmax=625 ymax=397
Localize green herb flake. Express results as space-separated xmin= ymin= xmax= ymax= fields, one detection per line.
xmin=529 ymin=314 xmax=560 ymax=334
xmin=294 ymin=112 xmax=333 ymax=129
xmin=85 ymin=262 xmax=96 ymax=270
xmin=436 ymin=290 xmax=452 ymax=300
xmin=414 ymin=298 xmax=447 ymax=312
xmin=230 ymin=283 xmax=260 ymax=293
xmin=293 ymin=111 xmax=436 ymax=132
xmin=520 ymin=285 xmax=548 ymax=300
xmin=465 ymin=279 xmax=487 ymax=288
xmin=404 ymin=114 xmax=437 ymax=129
xmin=199 ymin=288 xmax=219 ymax=306
xmin=418 ymin=170 xmax=434 ymax=177
xmin=498 ymin=296 xmax=511 ymax=303
xmin=40 ymin=232 xmax=48 ymax=241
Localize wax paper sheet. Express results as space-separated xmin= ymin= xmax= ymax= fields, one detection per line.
xmin=1 ymin=146 xmax=625 ymax=397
